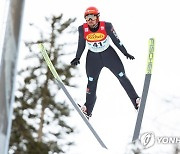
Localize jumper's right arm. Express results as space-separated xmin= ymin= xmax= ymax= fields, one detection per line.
xmin=75 ymin=25 xmax=86 ymax=59
xmin=71 ymin=26 xmax=86 ymax=66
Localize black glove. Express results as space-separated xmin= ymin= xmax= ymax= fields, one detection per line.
xmin=71 ymin=57 xmax=80 ymax=66
xmin=124 ymin=53 xmax=135 ymax=60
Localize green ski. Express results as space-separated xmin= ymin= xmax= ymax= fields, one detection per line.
xmin=39 ymin=43 xmax=107 ymax=149
xmin=132 ymin=38 xmax=155 ymax=141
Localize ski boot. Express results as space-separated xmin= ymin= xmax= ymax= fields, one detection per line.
xmin=136 ymin=97 xmax=141 ymax=110
xmin=78 ymin=104 xmax=92 ymax=120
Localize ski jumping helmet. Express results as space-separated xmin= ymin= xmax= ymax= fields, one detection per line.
xmin=84 ymin=6 xmax=100 ymax=18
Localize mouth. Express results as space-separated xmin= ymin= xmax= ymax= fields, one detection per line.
xmin=88 ymin=21 xmax=94 ymax=24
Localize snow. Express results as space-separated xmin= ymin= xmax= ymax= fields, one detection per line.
xmin=17 ymin=0 xmax=180 ymax=153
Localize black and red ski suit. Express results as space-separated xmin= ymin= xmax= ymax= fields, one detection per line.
xmin=74 ymin=21 xmax=139 ymax=116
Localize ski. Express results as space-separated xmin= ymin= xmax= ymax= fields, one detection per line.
xmin=39 ymin=44 xmax=107 ymax=149
xmin=132 ymin=38 xmax=155 ymax=141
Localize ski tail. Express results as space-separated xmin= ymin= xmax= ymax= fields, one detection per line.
xmin=132 ymin=38 xmax=155 ymax=142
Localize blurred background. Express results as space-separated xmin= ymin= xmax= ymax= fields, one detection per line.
xmin=0 ymin=0 xmax=180 ymax=154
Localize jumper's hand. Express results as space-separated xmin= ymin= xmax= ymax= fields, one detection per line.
xmin=124 ymin=53 xmax=135 ymax=60
xmin=71 ymin=57 xmax=80 ymax=66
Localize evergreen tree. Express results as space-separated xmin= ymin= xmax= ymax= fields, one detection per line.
xmin=9 ymin=14 xmax=76 ymax=154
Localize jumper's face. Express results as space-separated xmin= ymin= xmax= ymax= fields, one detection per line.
xmin=85 ymin=14 xmax=98 ymax=28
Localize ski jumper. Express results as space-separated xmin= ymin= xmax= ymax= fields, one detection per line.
xmin=75 ymin=21 xmax=139 ymax=116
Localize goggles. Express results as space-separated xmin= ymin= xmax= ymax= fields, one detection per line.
xmin=85 ymin=14 xmax=97 ymax=21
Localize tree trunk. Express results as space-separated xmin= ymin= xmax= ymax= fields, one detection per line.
xmin=37 ymin=105 xmax=45 ymax=142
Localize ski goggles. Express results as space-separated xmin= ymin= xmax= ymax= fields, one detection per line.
xmin=85 ymin=14 xmax=97 ymax=21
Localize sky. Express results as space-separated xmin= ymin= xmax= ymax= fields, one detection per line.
xmin=17 ymin=0 xmax=180 ymax=154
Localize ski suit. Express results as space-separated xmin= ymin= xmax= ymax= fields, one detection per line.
xmin=75 ymin=21 xmax=139 ymax=116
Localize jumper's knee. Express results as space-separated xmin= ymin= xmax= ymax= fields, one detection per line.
xmin=117 ymin=72 xmax=128 ymax=83
xmin=87 ymin=76 xmax=98 ymax=94
xmin=88 ymin=76 xmax=94 ymax=81
xmin=118 ymin=72 xmax=125 ymax=78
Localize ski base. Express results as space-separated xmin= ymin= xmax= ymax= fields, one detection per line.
xmin=55 ymin=80 xmax=107 ymax=149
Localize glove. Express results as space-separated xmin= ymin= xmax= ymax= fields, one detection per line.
xmin=124 ymin=53 xmax=135 ymax=60
xmin=71 ymin=57 xmax=80 ymax=66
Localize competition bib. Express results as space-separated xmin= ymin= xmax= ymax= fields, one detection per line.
xmin=86 ymin=35 xmax=110 ymax=52
xmin=83 ymin=22 xmax=110 ymax=52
